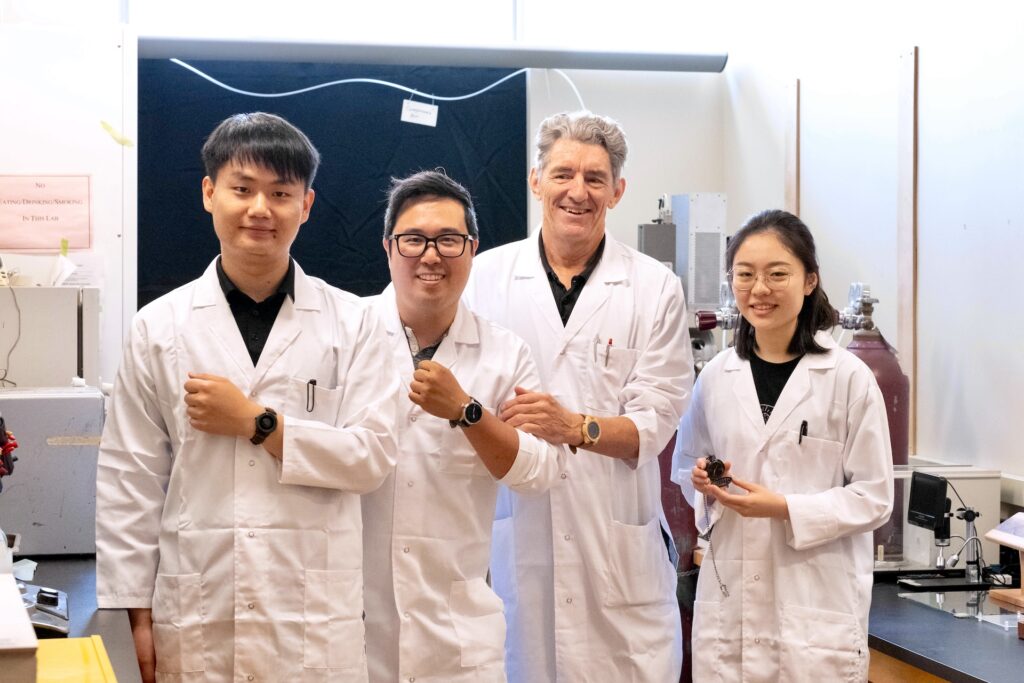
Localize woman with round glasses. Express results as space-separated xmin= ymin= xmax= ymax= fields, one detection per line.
xmin=672 ymin=209 xmax=894 ymax=682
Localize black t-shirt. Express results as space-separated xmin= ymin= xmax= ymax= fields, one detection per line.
xmin=749 ymin=352 xmax=803 ymax=423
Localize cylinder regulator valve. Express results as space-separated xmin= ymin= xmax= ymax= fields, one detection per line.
xmin=695 ymin=282 xmax=740 ymax=331
xmin=837 ymin=282 xmax=878 ymax=331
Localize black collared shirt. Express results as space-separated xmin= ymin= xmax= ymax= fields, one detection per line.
xmin=539 ymin=233 xmax=606 ymax=326
xmin=216 ymin=257 xmax=295 ymax=366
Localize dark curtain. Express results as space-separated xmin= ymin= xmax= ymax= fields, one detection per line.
xmin=138 ymin=59 xmax=527 ymax=305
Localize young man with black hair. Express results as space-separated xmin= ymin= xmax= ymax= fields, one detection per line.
xmin=97 ymin=112 xmax=400 ymax=683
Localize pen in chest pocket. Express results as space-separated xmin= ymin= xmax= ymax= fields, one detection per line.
xmin=799 ymin=420 xmax=808 ymax=444
xmin=306 ymin=379 xmax=317 ymax=412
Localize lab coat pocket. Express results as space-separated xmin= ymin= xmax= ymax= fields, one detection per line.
xmin=437 ymin=425 xmax=491 ymax=477
xmin=151 ymin=573 xmax=205 ymax=674
xmin=585 ymin=343 xmax=640 ymax=415
xmin=690 ymin=600 xmax=727 ymax=682
xmin=303 ymin=569 xmax=364 ymax=670
xmin=778 ymin=603 xmax=867 ymax=682
xmin=287 ymin=376 xmax=343 ymax=425
xmin=603 ymin=517 xmax=677 ymax=607
xmin=776 ymin=433 xmax=845 ymax=494
xmin=449 ymin=578 xmax=507 ymax=669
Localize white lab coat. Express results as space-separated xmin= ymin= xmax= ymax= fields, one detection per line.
xmin=362 ymin=287 xmax=566 ymax=683
xmin=464 ymin=232 xmax=693 ymax=683
xmin=671 ymin=332 xmax=894 ymax=683
xmin=96 ymin=260 xmax=401 ymax=683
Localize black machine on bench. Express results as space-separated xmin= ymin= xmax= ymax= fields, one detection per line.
xmin=898 ymin=471 xmax=992 ymax=592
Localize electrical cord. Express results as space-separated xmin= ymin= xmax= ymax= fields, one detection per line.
xmin=946 ymin=479 xmax=969 ymax=509
xmin=0 ymin=280 xmax=19 ymax=388
xmin=170 ymin=59 xmax=588 ymax=110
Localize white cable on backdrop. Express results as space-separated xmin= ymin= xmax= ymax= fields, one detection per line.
xmin=170 ymin=59 xmax=588 ymax=110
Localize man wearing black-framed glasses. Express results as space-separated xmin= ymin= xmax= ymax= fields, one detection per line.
xmin=362 ymin=170 xmax=565 ymax=683
xmin=389 ymin=232 xmax=475 ymax=259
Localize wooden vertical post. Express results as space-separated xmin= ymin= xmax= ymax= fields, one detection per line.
xmin=897 ymin=47 xmax=919 ymax=453
xmin=784 ymin=79 xmax=801 ymax=216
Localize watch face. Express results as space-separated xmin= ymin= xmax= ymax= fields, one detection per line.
xmin=257 ymin=412 xmax=277 ymax=432
xmin=586 ymin=419 xmax=601 ymax=441
xmin=465 ymin=400 xmax=484 ymax=424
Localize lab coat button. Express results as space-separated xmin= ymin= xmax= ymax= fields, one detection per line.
xmin=410 ymin=416 xmax=417 ymax=422
xmin=247 ymin=531 xmax=255 ymax=538
xmin=403 ymin=611 xmax=410 ymax=619
xmin=248 ymin=676 xmax=255 ymax=681
xmin=755 ymin=638 xmax=760 ymax=644
xmin=247 ymin=602 xmax=255 ymax=609
xmin=249 ymin=460 xmax=256 ymax=467
xmin=564 ymin=534 xmax=571 ymax=541
xmin=407 ymin=481 xmax=414 ymax=487
xmin=560 ymin=472 xmax=568 ymax=479
xmin=249 ymin=391 xmax=257 ymax=398
xmin=754 ymin=574 xmax=760 ymax=581
xmin=565 ymin=597 xmax=573 ymax=604
xmin=403 ymin=546 xmax=410 ymax=553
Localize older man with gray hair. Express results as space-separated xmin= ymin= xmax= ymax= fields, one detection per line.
xmin=465 ymin=111 xmax=694 ymax=682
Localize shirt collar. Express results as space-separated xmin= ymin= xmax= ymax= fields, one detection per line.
xmin=216 ymin=256 xmax=295 ymax=302
xmin=538 ymin=232 xmax=606 ymax=286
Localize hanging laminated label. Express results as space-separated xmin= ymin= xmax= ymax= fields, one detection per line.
xmin=401 ymin=99 xmax=439 ymax=128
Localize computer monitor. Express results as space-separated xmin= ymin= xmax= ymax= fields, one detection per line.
xmin=907 ymin=471 xmax=948 ymax=531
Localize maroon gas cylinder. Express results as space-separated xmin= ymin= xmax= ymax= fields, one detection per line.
xmin=847 ymin=328 xmax=909 ymax=559
xmin=659 ymin=433 xmax=696 ymax=683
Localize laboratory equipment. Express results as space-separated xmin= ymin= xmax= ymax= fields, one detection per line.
xmin=985 ymin=512 xmax=1024 ymax=609
xmin=0 ymin=286 xmax=100 ymax=387
xmin=0 ymin=387 xmax=104 ymax=555
xmin=0 ymin=409 xmax=71 ymax=642
xmin=898 ymin=470 xmax=991 ymax=591
xmin=835 ymin=283 xmax=910 ymax=560
xmin=637 ymin=193 xmax=727 ymax=312
xmin=906 ymin=471 xmax=947 ymax=530
xmin=21 ymin=582 xmax=70 ymax=637
xmin=637 ymin=193 xmax=729 ymax=376
xmin=840 ymin=283 xmax=910 ymax=472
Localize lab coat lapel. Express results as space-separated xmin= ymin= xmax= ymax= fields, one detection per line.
xmin=765 ymin=333 xmax=840 ymax=439
xmin=559 ymin=237 xmax=625 ymax=351
xmin=762 ymin=361 xmax=812 ymax=440
xmin=376 ymin=286 xmax=421 ymax=425
xmin=726 ymin=353 xmax=767 ymax=434
xmin=251 ymin=263 xmax=319 ymax=388
xmin=377 ymin=285 xmax=415 ymax=378
xmin=764 ymin=334 xmax=840 ymax=441
xmin=188 ymin=262 xmax=253 ymax=386
xmin=512 ymin=232 xmax=564 ymax=343
xmin=431 ymin=302 xmax=477 ymax=378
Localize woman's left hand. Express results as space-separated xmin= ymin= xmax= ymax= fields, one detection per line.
xmin=713 ymin=477 xmax=790 ymax=519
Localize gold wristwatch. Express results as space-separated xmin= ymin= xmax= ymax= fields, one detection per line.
xmin=580 ymin=414 xmax=601 ymax=448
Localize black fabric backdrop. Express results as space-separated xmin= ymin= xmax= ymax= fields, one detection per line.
xmin=137 ymin=59 xmax=527 ymax=306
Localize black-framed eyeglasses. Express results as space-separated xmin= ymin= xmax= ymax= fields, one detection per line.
xmin=389 ymin=233 xmax=476 ymax=258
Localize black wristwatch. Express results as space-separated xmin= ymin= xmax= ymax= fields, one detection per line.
xmin=450 ymin=398 xmax=484 ymax=429
xmin=250 ymin=407 xmax=278 ymax=445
